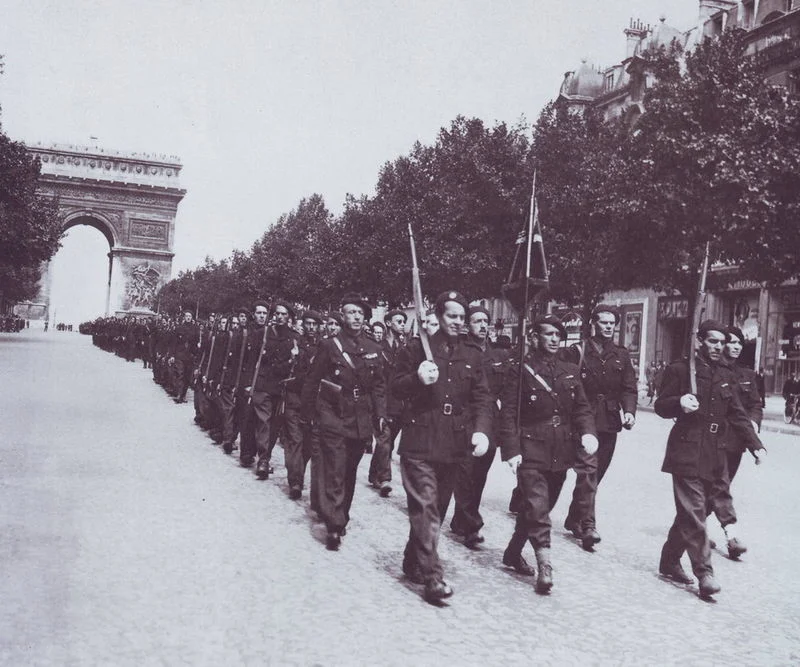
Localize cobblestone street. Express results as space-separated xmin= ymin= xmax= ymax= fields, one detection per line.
xmin=1 ymin=331 xmax=799 ymax=666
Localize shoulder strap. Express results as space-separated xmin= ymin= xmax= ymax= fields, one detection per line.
xmin=332 ymin=337 xmax=356 ymax=370
xmin=523 ymin=363 xmax=557 ymax=400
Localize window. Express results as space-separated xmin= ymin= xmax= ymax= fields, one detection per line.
xmin=605 ymin=72 xmax=614 ymax=91
xmin=743 ymin=0 xmax=755 ymax=28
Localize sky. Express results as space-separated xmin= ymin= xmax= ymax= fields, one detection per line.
xmin=1 ymin=0 xmax=701 ymax=322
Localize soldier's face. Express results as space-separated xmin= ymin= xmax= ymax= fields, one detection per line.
xmin=389 ymin=314 xmax=406 ymax=335
xmin=700 ymin=331 xmax=725 ymax=361
xmin=273 ymin=306 xmax=290 ymax=327
xmin=302 ymin=318 xmax=319 ymax=336
xmin=253 ymin=306 xmax=268 ymax=326
xmin=595 ymin=312 xmax=616 ymax=339
xmin=238 ymin=313 xmax=248 ymax=327
xmin=183 ymin=312 xmax=193 ymax=323
xmin=372 ymin=326 xmax=384 ymax=342
xmin=219 ymin=318 xmax=228 ymax=331
xmin=535 ymin=324 xmax=563 ymax=355
xmin=725 ymin=334 xmax=742 ymax=360
xmin=469 ymin=313 xmax=489 ymax=342
xmin=438 ymin=302 xmax=464 ymax=338
xmin=326 ymin=319 xmax=341 ymax=336
xmin=342 ymin=305 xmax=364 ymax=333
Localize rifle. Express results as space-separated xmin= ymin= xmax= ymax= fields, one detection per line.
xmin=231 ymin=328 xmax=249 ymax=396
xmin=689 ymin=241 xmax=711 ymax=395
xmin=216 ymin=327 xmax=236 ymax=397
xmin=194 ymin=328 xmax=209 ymax=390
xmin=408 ymin=224 xmax=433 ymax=362
xmin=248 ymin=324 xmax=272 ymax=405
xmin=202 ymin=327 xmax=220 ymax=397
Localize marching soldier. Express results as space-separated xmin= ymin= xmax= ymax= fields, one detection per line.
xmin=500 ymin=315 xmax=598 ymax=594
xmin=301 ymin=294 xmax=386 ymax=550
xmin=204 ymin=315 xmax=230 ymax=443
xmin=283 ymin=310 xmax=323 ymax=500
xmin=451 ymin=304 xmax=510 ymax=547
xmin=561 ymin=304 xmax=637 ymax=550
xmin=170 ymin=310 xmax=200 ymax=404
xmin=655 ymin=320 xmax=766 ymax=598
xmin=218 ymin=309 xmax=250 ymax=455
xmin=368 ymin=308 xmax=408 ymax=498
xmin=704 ymin=325 xmax=764 ymax=558
xmin=391 ymin=291 xmax=492 ymax=603
xmin=239 ymin=300 xmax=297 ymax=477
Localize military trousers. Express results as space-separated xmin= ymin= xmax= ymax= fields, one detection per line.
xmin=706 ymin=451 xmax=739 ymax=528
xmin=218 ymin=388 xmax=239 ymax=448
xmin=173 ymin=357 xmax=193 ymax=400
xmin=309 ymin=424 xmax=323 ymax=514
xmin=318 ymin=433 xmax=366 ymax=533
xmin=241 ymin=391 xmax=277 ymax=464
xmin=283 ymin=393 xmax=313 ymax=490
xmin=450 ymin=441 xmax=497 ymax=535
xmin=368 ymin=419 xmax=401 ymax=485
xmin=566 ymin=431 xmax=618 ymax=530
xmin=401 ymin=456 xmax=458 ymax=584
xmin=661 ymin=475 xmax=714 ymax=579
xmin=509 ymin=466 xmax=567 ymax=550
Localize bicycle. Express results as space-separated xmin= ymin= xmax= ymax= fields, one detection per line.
xmin=784 ymin=394 xmax=800 ymax=424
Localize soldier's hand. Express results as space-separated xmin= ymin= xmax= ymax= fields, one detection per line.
xmin=623 ymin=412 xmax=636 ymax=429
xmin=291 ymin=340 xmax=299 ymax=358
xmin=754 ymin=448 xmax=768 ymax=466
xmin=679 ymin=394 xmax=700 ymax=413
xmin=506 ymin=455 xmax=522 ymax=474
xmin=471 ymin=432 xmax=489 ymax=457
xmin=417 ymin=360 xmax=439 ymax=385
xmin=581 ymin=433 xmax=599 ymax=455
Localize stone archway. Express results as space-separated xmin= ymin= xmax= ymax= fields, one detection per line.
xmin=27 ymin=143 xmax=186 ymax=318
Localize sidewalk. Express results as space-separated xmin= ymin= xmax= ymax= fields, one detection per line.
xmin=638 ymin=393 xmax=800 ymax=436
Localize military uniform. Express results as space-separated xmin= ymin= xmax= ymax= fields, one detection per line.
xmin=562 ymin=336 xmax=637 ymax=538
xmin=655 ymin=354 xmax=763 ymax=583
xmin=500 ymin=350 xmax=596 ymax=560
xmin=301 ymin=328 xmax=386 ymax=540
xmin=170 ymin=319 xmax=200 ymax=402
xmin=219 ymin=325 xmax=248 ymax=455
xmin=392 ymin=330 xmax=492 ymax=586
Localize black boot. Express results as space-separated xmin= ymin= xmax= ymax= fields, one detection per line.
xmin=534 ymin=547 xmax=553 ymax=594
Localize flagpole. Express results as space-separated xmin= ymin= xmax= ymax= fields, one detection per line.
xmin=516 ymin=172 xmax=537 ymax=432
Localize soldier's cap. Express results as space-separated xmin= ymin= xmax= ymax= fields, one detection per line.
xmin=384 ymin=308 xmax=407 ymax=323
xmin=237 ymin=306 xmax=250 ymax=316
xmin=434 ymin=291 xmax=469 ymax=316
xmin=697 ymin=319 xmax=727 ymax=340
xmin=468 ymin=305 xmax=491 ymax=321
xmin=301 ymin=309 xmax=324 ymax=324
xmin=340 ymin=292 xmax=373 ymax=321
xmin=253 ymin=299 xmax=270 ymax=312
xmin=533 ymin=314 xmax=566 ymax=338
xmin=371 ymin=320 xmax=385 ymax=330
xmin=270 ymin=299 xmax=296 ymax=320
xmin=425 ymin=308 xmax=436 ymax=317
xmin=591 ymin=303 xmax=620 ymax=323
xmin=325 ymin=311 xmax=344 ymax=326
xmin=726 ymin=325 xmax=745 ymax=344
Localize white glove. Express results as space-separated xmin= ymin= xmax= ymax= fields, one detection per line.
xmin=471 ymin=432 xmax=489 ymax=457
xmin=754 ymin=448 xmax=768 ymax=466
xmin=623 ymin=412 xmax=636 ymax=428
xmin=506 ymin=454 xmax=522 ymax=474
xmin=679 ymin=394 xmax=699 ymax=413
xmin=417 ymin=360 xmax=439 ymax=385
xmin=582 ymin=433 xmax=599 ymax=455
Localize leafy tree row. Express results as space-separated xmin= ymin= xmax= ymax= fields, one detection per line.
xmin=159 ymin=29 xmax=800 ymax=321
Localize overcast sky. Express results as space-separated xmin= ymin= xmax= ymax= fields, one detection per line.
xmin=1 ymin=0 xmax=700 ymax=321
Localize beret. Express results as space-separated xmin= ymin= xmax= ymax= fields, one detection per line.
xmin=434 ymin=290 xmax=469 ymax=316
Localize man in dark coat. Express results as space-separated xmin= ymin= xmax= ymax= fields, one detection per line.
xmin=450 ymin=304 xmax=511 ymax=547
xmin=368 ymin=308 xmax=408 ymax=498
xmin=302 ymin=294 xmax=386 ymax=550
xmin=562 ymin=304 xmax=638 ymax=550
xmin=391 ymin=291 xmax=493 ymax=603
xmin=239 ymin=300 xmax=297 ymax=477
xmin=706 ymin=326 xmax=765 ymax=559
xmin=500 ymin=315 xmax=598 ymax=594
xmin=170 ymin=310 xmax=201 ymax=403
xmin=655 ymin=320 xmax=765 ymax=599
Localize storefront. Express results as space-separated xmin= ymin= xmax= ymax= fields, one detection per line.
xmin=765 ymin=286 xmax=800 ymax=394
xmin=656 ymin=295 xmax=689 ymax=364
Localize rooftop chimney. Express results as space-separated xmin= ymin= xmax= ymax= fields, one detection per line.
xmin=624 ymin=18 xmax=650 ymax=58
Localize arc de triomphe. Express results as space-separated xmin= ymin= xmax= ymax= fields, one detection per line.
xmin=27 ymin=142 xmax=186 ymax=319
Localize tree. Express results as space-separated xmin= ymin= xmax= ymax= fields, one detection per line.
xmin=0 ymin=131 xmax=62 ymax=309
xmin=607 ymin=29 xmax=800 ymax=298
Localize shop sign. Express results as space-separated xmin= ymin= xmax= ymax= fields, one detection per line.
xmin=658 ymin=297 xmax=688 ymax=321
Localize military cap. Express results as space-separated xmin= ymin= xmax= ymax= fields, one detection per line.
xmin=591 ymin=303 xmax=621 ymax=323
xmin=371 ymin=320 xmax=386 ymax=330
xmin=726 ymin=325 xmax=745 ymax=344
xmin=434 ymin=290 xmax=469 ymax=316
xmin=696 ymin=319 xmax=727 ymax=340
xmin=253 ymin=299 xmax=270 ymax=312
xmin=301 ymin=309 xmax=324 ymax=324
xmin=237 ymin=305 xmax=250 ymax=316
xmin=271 ymin=299 xmax=296 ymax=320
xmin=340 ymin=292 xmax=373 ymax=321
xmin=325 ymin=311 xmax=344 ymax=326
xmin=384 ymin=308 xmax=408 ymax=324
xmin=468 ymin=304 xmax=491 ymax=321
xmin=533 ymin=314 xmax=566 ymax=339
